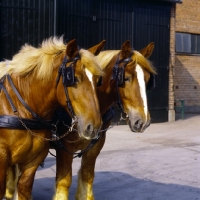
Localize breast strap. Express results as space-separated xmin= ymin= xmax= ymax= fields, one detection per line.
xmin=0 ymin=115 xmax=53 ymax=130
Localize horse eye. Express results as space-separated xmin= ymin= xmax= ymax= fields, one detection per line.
xmin=97 ymin=76 xmax=103 ymax=87
xmin=124 ymin=77 xmax=130 ymax=82
xmin=74 ymin=77 xmax=79 ymax=83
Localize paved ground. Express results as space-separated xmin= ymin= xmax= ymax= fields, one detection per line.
xmin=32 ymin=114 xmax=200 ymax=200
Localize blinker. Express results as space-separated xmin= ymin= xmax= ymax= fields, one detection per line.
xmin=62 ymin=66 xmax=75 ymax=86
xmin=117 ymin=67 xmax=125 ymax=86
xmin=111 ymin=64 xmax=118 ymax=80
xmin=111 ymin=54 xmax=132 ymax=87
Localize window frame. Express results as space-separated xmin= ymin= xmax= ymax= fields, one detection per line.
xmin=175 ymin=32 xmax=200 ymax=55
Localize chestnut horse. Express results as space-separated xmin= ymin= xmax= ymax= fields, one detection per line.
xmin=53 ymin=41 xmax=156 ymax=200
xmin=0 ymin=36 xmax=105 ymax=200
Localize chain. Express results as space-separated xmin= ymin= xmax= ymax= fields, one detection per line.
xmin=17 ymin=112 xmax=128 ymax=142
xmin=99 ymin=112 xmax=128 ymax=133
xmin=17 ymin=113 xmax=76 ymax=141
xmin=119 ymin=112 xmax=129 ymax=122
xmin=61 ymin=121 xmax=81 ymax=143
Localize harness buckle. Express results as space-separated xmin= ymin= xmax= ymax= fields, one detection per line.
xmin=51 ymin=123 xmax=57 ymax=132
xmin=14 ymin=110 xmax=19 ymax=116
xmin=118 ymin=112 xmax=129 ymax=125
xmin=69 ymin=116 xmax=78 ymax=132
xmin=120 ymin=112 xmax=128 ymax=120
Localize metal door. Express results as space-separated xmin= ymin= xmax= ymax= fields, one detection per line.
xmin=0 ymin=0 xmax=54 ymax=60
xmin=0 ymin=0 xmax=170 ymax=122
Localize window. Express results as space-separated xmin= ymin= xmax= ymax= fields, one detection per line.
xmin=175 ymin=32 xmax=200 ymax=54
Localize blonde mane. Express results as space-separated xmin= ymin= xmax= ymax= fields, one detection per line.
xmin=0 ymin=36 xmax=103 ymax=81
xmin=97 ymin=50 xmax=120 ymax=69
xmin=134 ymin=51 xmax=156 ymax=74
xmin=97 ymin=49 xmax=156 ymax=74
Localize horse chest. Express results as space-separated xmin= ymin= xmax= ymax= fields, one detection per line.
xmin=3 ymin=130 xmax=49 ymax=164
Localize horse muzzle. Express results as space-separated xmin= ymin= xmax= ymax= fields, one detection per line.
xmin=84 ymin=125 xmax=100 ymax=140
xmin=78 ymin=122 xmax=102 ymax=140
xmin=128 ymin=119 xmax=151 ymax=133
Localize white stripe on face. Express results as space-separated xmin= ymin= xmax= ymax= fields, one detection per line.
xmin=85 ymin=68 xmax=100 ymax=110
xmin=85 ymin=68 xmax=94 ymax=90
xmin=135 ymin=64 xmax=148 ymax=122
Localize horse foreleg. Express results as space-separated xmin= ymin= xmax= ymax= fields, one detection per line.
xmin=75 ymin=135 xmax=106 ymax=200
xmin=5 ymin=165 xmax=20 ymax=200
xmin=14 ymin=166 xmax=38 ymax=200
xmin=0 ymin=145 xmax=10 ymax=200
xmin=53 ymin=148 xmax=73 ymax=200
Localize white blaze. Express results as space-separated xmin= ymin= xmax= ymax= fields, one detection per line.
xmin=85 ymin=68 xmax=100 ymax=112
xmin=135 ymin=64 xmax=148 ymax=121
xmin=85 ymin=68 xmax=94 ymax=91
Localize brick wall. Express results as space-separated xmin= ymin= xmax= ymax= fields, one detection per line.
xmin=174 ymin=0 xmax=200 ymax=112
xmin=176 ymin=0 xmax=200 ymax=33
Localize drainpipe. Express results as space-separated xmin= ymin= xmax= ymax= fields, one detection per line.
xmin=54 ymin=0 xmax=56 ymax=36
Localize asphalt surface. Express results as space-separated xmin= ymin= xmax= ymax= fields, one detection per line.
xmin=32 ymin=114 xmax=200 ymax=200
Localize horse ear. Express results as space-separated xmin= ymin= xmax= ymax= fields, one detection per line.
xmin=121 ymin=40 xmax=132 ymax=58
xmin=88 ymin=40 xmax=106 ymax=56
xmin=66 ymin=39 xmax=79 ymax=59
xmin=139 ymin=42 xmax=154 ymax=58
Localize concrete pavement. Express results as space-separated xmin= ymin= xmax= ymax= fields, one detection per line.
xmin=33 ymin=114 xmax=200 ymax=200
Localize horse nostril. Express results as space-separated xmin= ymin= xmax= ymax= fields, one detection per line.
xmin=83 ymin=124 xmax=98 ymax=140
xmin=135 ymin=119 xmax=143 ymax=129
xmin=86 ymin=124 xmax=93 ymax=132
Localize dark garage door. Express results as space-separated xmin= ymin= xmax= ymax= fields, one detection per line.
xmin=0 ymin=0 xmax=171 ymax=123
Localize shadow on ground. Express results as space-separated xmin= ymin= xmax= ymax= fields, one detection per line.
xmin=32 ymin=171 xmax=200 ymax=200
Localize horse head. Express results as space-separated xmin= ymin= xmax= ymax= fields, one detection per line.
xmin=97 ymin=41 xmax=156 ymax=133
xmin=54 ymin=38 xmax=105 ymax=139
xmin=118 ymin=41 xmax=156 ymax=132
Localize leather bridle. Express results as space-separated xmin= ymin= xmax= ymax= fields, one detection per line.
xmin=56 ymin=53 xmax=81 ymax=123
xmin=111 ymin=52 xmax=133 ymax=114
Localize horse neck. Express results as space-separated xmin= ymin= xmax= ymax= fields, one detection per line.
xmin=5 ymin=72 xmax=59 ymax=119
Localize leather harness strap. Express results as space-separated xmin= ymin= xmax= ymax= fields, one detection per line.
xmin=0 ymin=75 xmax=54 ymax=129
xmin=0 ymin=76 xmax=17 ymax=113
xmin=0 ymin=115 xmax=53 ymax=130
xmin=56 ymin=54 xmax=80 ymax=120
xmin=113 ymin=53 xmax=133 ymax=113
xmin=6 ymin=75 xmax=54 ymax=129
